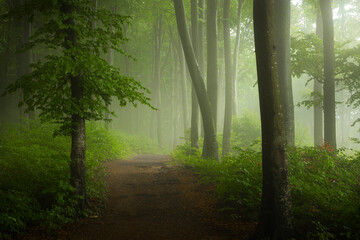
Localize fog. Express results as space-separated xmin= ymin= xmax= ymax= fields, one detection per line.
xmin=0 ymin=0 xmax=359 ymax=151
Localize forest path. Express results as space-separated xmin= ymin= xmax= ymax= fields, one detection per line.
xmin=58 ymin=155 xmax=254 ymax=240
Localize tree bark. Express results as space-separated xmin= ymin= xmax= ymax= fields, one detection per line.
xmin=274 ymin=0 xmax=295 ymax=146
xmin=61 ymin=0 xmax=87 ymax=211
xmin=252 ymin=0 xmax=293 ymax=238
xmin=191 ymin=0 xmax=200 ymax=149
xmin=232 ymin=0 xmax=244 ymax=117
xmin=314 ymin=12 xmax=323 ymax=146
xmin=173 ymin=0 xmax=219 ymax=160
xmin=222 ymin=0 xmax=232 ymax=157
xmin=206 ymin=0 xmax=218 ymax=131
xmin=319 ymin=0 xmax=336 ymax=149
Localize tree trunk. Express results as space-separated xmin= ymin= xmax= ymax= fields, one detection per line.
xmin=191 ymin=0 xmax=200 ymax=149
xmin=314 ymin=12 xmax=323 ymax=146
xmin=198 ymin=0 xmax=205 ymax=139
xmin=206 ymin=0 xmax=218 ymax=130
xmin=252 ymin=0 xmax=293 ymax=238
xmin=319 ymin=0 xmax=336 ymax=149
xmin=14 ymin=0 xmax=26 ymax=123
xmin=173 ymin=0 xmax=219 ymax=160
xmin=232 ymin=0 xmax=244 ymax=117
xmin=177 ymin=38 xmax=189 ymax=139
xmin=153 ymin=16 xmax=162 ymax=146
xmin=222 ymin=0 xmax=232 ymax=157
xmin=274 ymin=0 xmax=295 ymax=146
xmin=61 ymin=0 xmax=87 ymax=211
xmin=170 ymin=39 xmax=179 ymax=149
xmin=105 ymin=8 xmax=115 ymax=131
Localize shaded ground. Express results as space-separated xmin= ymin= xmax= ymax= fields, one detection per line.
xmin=57 ymin=155 xmax=255 ymax=239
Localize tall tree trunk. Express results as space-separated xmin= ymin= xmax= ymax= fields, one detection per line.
xmin=173 ymin=0 xmax=219 ymax=160
xmin=222 ymin=0 xmax=232 ymax=157
xmin=206 ymin=0 xmax=218 ymax=130
xmin=171 ymin=39 xmax=179 ymax=148
xmin=153 ymin=16 xmax=162 ymax=146
xmin=252 ymin=0 xmax=293 ymax=238
xmin=177 ymin=37 xmax=189 ymax=139
xmin=232 ymin=0 xmax=244 ymax=117
xmin=61 ymin=0 xmax=87 ymax=211
xmin=191 ymin=0 xmax=200 ymax=149
xmin=23 ymin=18 xmax=35 ymax=122
xmin=217 ymin=46 xmax=225 ymax=131
xmin=314 ymin=12 xmax=323 ymax=146
xmin=105 ymin=7 xmax=116 ymax=131
xmin=274 ymin=0 xmax=294 ymax=146
xmin=198 ymin=0 xmax=205 ymax=79
xmin=198 ymin=0 xmax=205 ymax=139
xmin=319 ymin=0 xmax=336 ymax=149
xmin=14 ymin=0 xmax=26 ymax=123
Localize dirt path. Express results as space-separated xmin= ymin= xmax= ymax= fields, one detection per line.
xmin=58 ymin=155 xmax=254 ymax=240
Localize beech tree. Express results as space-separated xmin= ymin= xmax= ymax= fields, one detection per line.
xmin=222 ymin=0 xmax=232 ymax=156
xmin=252 ymin=0 xmax=293 ymax=238
xmin=315 ymin=11 xmax=324 ymax=146
xmin=207 ymin=0 xmax=218 ymax=130
xmin=319 ymin=0 xmax=337 ymax=149
xmin=190 ymin=0 xmax=199 ymax=149
xmin=274 ymin=0 xmax=295 ymax=146
xmin=173 ymin=0 xmax=219 ymax=160
xmin=232 ymin=0 xmax=245 ymax=117
xmin=5 ymin=0 xmax=151 ymax=210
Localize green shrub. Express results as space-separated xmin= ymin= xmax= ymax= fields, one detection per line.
xmin=0 ymin=121 xmax=149 ymax=237
xmin=173 ymin=143 xmax=360 ymax=239
xmin=231 ymin=111 xmax=261 ymax=150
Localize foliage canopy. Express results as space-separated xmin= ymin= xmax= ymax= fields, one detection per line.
xmin=2 ymin=0 xmax=152 ymax=133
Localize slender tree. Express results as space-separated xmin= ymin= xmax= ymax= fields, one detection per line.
xmin=153 ymin=15 xmax=162 ymax=146
xmin=222 ymin=0 xmax=232 ymax=156
xmin=177 ymin=37 xmax=189 ymax=139
xmin=314 ymin=11 xmax=324 ymax=146
xmin=232 ymin=0 xmax=245 ymax=117
xmin=173 ymin=0 xmax=219 ymax=160
xmin=198 ymin=0 xmax=205 ymax=77
xmin=191 ymin=0 xmax=200 ymax=149
xmin=319 ymin=0 xmax=336 ymax=149
xmin=207 ymin=0 xmax=218 ymax=130
xmin=274 ymin=0 xmax=295 ymax=146
xmin=252 ymin=0 xmax=293 ymax=238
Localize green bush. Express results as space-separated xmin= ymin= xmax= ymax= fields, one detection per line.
xmin=173 ymin=143 xmax=360 ymax=239
xmin=0 ymin=121 xmax=152 ymax=238
xmin=231 ymin=111 xmax=261 ymax=150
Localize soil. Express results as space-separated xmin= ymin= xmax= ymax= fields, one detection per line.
xmin=30 ymin=155 xmax=255 ymax=240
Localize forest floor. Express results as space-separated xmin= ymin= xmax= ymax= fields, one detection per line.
xmin=25 ymin=155 xmax=256 ymax=240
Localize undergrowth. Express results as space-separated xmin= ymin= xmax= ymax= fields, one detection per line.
xmin=0 ymin=121 xmax=160 ymax=239
xmin=172 ymin=143 xmax=360 ymax=239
